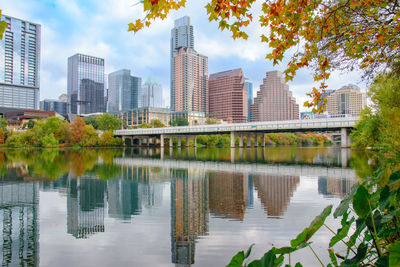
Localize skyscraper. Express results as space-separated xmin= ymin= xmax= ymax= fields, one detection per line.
xmin=67 ymin=54 xmax=105 ymax=114
xmin=141 ymin=77 xmax=163 ymax=108
xmin=107 ymin=69 xmax=141 ymax=113
xmin=326 ymin=84 xmax=366 ymax=116
xmin=0 ymin=15 xmax=41 ymax=109
xmin=245 ymin=81 xmax=253 ymax=122
xmin=209 ymin=68 xmax=248 ymax=123
xmin=171 ymin=16 xmax=208 ymax=113
xmin=251 ymin=71 xmax=299 ymax=122
xmin=173 ymin=47 xmax=208 ymax=113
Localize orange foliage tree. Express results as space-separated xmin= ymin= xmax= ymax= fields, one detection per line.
xmin=128 ymin=0 xmax=400 ymax=112
xmin=70 ymin=116 xmax=86 ymax=144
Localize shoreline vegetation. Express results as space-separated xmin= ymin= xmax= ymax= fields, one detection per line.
xmin=0 ymin=115 xmax=332 ymax=148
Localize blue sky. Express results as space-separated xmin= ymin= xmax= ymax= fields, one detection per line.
xmin=3 ymin=0 xmax=365 ymax=111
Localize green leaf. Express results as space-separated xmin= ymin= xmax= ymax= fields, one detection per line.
xmin=227 ymin=251 xmax=245 ymax=267
xmin=294 ymin=263 xmax=303 ymax=267
xmin=379 ymin=186 xmax=391 ymax=210
xmin=353 ymin=186 xmax=371 ymax=218
xmin=328 ymin=249 xmax=338 ymax=267
xmin=259 ymin=250 xmax=276 ymax=267
xmin=334 ymin=183 xmax=359 ymax=218
xmin=247 ymin=260 xmax=261 ymax=267
xmin=389 ymin=240 xmax=400 ymax=267
xmin=329 ymin=217 xmax=355 ymax=247
xmin=291 ymin=205 xmax=332 ymax=248
xmin=388 ymin=169 xmax=400 ymax=186
xmin=272 ymin=246 xmax=296 ymax=255
xmin=341 ymin=243 xmax=367 ymax=266
xmin=245 ymin=244 xmax=255 ymax=259
xmin=376 ymin=256 xmax=389 ymax=267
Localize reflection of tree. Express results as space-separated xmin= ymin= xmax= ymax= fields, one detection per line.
xmin=253 ymin=174 xmax=300 ymax=218
xmin=208 ymin=171 xmax=248 ymax=220
xmin=349 ymin=151 xmax=376 ymax=180
xmin=91 ymin=164 xmax=121 ymax=180
xmin=70 ymin=150 xmax=98 ymax=178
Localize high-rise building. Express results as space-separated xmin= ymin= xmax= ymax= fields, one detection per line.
xmin=141 ymin=77 xmax=163 ymax=108
xmin=170 ymin=16 xmax=208 ymax=113
xmin=170 ymin=16 xmax=194 ymax=111
xmin=40 ymin=98 xmax=68 ymax=114
xmin=326 ymin=84 xmax=366 ymax=116
xmin=209 ymin=68 xmax=247 ymax=123
xmin=0 ymin=15 xmax=41 ymax=109
xmin=172 ymin=47 xmax=208 ymax=113
xmin=251 ymin=71 xmax=299 ymax=122
xmin=246 ymin=81 xmax=253 ymax=122
xmin=67 ymin=54 xmax=105 ymax=114
xmin=107 ymin=69 xmax=141 ymax=113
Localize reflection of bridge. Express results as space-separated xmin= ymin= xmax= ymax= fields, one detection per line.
xmin=114 ymin=157 xmax=356 ymax=180
xmin=115 ymin=117 xmax=358 ymax=148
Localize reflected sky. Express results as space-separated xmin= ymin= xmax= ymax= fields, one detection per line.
xmin=0 ymin=147 xmax=370 ymax=266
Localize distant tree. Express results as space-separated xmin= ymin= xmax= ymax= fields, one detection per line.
xmin=99 ymin=131 xmax=115 ymax=146
xmin=41 ymin=133 xmax=58 ymax=148
xmin=71 ymin=117 xmax=86 ymax=144
xmin=0 ymin=118 xmax=7 ymax=130
xmin=95 ymin=114 xmax=121 ymax=131
xmin=42 ymin=117 xmax=64 ymax=140
xmin=83 ymin=116 xmax=98 ymax=129
xmin=139 ymin=123 xmax=152 ymax=128
xmin=205 ymin=118 xmax=219 ymax=125
xmin=59 ymin=121 xmax=71 ymax=144
xmin=0 ymin=128 xmax=4 ymax=144
xmin=81 ymin=125 xmax=99 ymax=147
xmin=170 ymin=117 xmax=189 ymax=126
xmin=151 ymin=119 xmax=165 ymax=128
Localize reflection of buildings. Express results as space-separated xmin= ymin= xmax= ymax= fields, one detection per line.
xmin=171 ymin=168 xmax=209 ymax=266
xmin=253 ymin=174 xmax=300 ymax=217
xmin=107 ymin=179 xmax=141 ymax=220
xmin=208 ymin=171 xmax=248 ymax=220
xmin=0 ymin=182 xmax=39 ymax=266
xmin=67 ymin=178 xmax=106 ymax=238
xmin=318 ymin=177 xmax=357 ymax=198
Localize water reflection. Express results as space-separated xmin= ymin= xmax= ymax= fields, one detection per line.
xmin=0 ymin=147 xmax=372 ymax=266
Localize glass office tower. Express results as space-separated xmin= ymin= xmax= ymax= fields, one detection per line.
xmin=108 ymin=69 xmax=141 ymax=113
xmin=67 ymin=54 xmax=105 ymax=114
xmin=0 ymin=15 xmax=41 ymax=109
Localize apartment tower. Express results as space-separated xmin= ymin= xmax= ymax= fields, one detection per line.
xmin=67 ymin=54 xmax=105 ymax=114
xmin=209 ymin=68 xmax=247 ymax=123
xmin=326 ymin=84 xmax=366 ymax=116
xmin=251 ymin=71 xmax=299 ymax=121
xmin=171 ymin=16 xmax=208 ymax=113
xmin=141 ymin=77 xmax=163 ymax=108
xmin=0 ymin=15 xmax=41 ymax=109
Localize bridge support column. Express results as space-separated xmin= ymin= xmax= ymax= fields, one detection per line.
xmin=230 ymin=132 xmax=235 ymax=148
xmin=170 ymin=137 xmax=173 ymax=149
xmin=138 ymin=139 xmax=142 ymax=147
xmin=160 ymin=134 xmax=164 ymax=148
xmin=122 ymin=136 xmax=126 ymax=146
xmin=193 ymin=136 xmax=197 ymax=148
xmin=341 ymin=128 xmax=352 ymax=148
xmin=260 ymin=133 xmax=265 ymax=147
xmin=186 ymin=136 xmax=190 ymax=147
xmin=146 ymin=138 xmax=150 ymax=147
xmin=239 ymin=135 xmax=243 ymax=148
xmin=254 ymin=133 xmax=258 ymax=147
xmin=178 ymin=137 xmax=182 ymax=147
xmin=246 ymin=134 xmax=250 ymax=148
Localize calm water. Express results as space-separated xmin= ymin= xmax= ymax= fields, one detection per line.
xmin=0 ymin=147 xmax=372 ymax=266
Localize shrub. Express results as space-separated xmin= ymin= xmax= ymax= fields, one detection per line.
xmin=41 ymin=133 xmax=58 ymax=147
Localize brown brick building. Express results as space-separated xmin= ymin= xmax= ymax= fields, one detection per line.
xmin=251 ymin=71 xmax=299 ymax=122
xmin=209 ymin=69 xmax=248 ymax=123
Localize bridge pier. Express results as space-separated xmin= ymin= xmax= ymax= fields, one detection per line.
xmin=169 ymin=137 xmax=173 ymax=149
xmin=178 ymin=137 xmax=182 ymax=148
xmin=160 ymin=134 xmax=164 ymax=148
xmin=239 ymin=135 xmax=244 ymax=148
xmin=341 ymin=128 xmax=353 ymax=148
xmin=231 ymin=132 xmax=235 ymax=148
xmin=193 ymin=136 xmax=197 ymax=148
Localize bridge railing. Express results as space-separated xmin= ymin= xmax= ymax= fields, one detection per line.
xmin=114 ymin=117 xmax=359 ymax=136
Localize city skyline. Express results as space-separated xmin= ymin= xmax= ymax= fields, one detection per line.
xmin=1 ymin=1 xmax=366 ymax=112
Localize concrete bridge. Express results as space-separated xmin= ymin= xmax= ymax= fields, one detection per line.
xmin=114 ymin=117 xmax=358 ymax=148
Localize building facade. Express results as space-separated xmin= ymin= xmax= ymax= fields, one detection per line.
xmin=170 ymin=16 xmax=194 ymax=112
xmin=170 ymin=16 xmax=208 ymax=113
xmin=326 ymin=84 xmax=366 ymax=116
xmin=107 ymin=69 xmax=141 ymax=113
xmin=141 ymin=78 xmax=163 ymax=108
xmin=172 ymin=47 xmax=208 ymax=113
xmin=0 ymin=15 xmax=41 ymax=109
xmin=67 ymin=54 xmax=105 ymax=114
xmin=209 ymin=69 xmax=247 ymax=123
xmin=40 ymin=99 xmax=68 ymax=114
xmin=245 ymin=81 xmax=253 ymax=122
xmin=251 ymin=71 xmax=299 ymax=122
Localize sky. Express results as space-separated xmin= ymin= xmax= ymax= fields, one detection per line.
xmin=2 ymin=0 xmax=366 ymax=111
